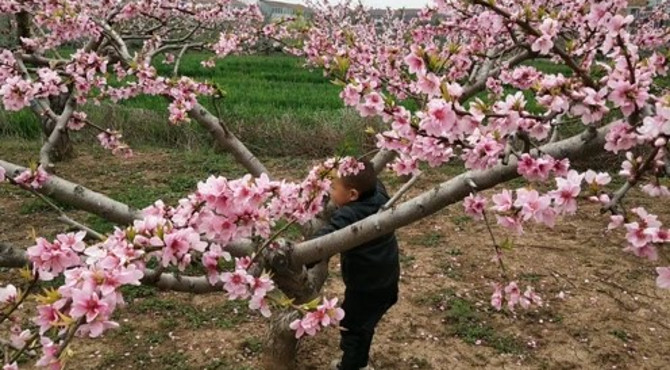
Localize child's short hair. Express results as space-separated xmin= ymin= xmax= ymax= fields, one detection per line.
xmin=339 ymin=160 xmax=377 ymax=196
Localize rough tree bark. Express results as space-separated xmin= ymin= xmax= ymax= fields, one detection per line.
xmin=264 ymin=309 xmax=302 ymax=370
xmin=261 ymin=240 xmax=327 ymax=370
xmin=40 ymin=94 xmax=74 ymax=163
xmin=189 ymin=103 xmax=269 ymax=177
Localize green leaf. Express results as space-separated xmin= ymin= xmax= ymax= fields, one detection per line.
xmin=500 ymin=238 xmax=514 ymax=251
xmin=302 ymin=296 xmax=322 ymax=310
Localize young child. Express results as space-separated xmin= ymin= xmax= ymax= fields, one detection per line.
xmin=310 ymin=160 xmax=400 ymax=370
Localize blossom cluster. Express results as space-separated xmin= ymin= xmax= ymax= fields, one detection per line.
xmin=0 ymin=155 xmax=365 ymax=368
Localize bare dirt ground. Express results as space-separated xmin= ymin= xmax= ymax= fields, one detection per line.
xmin=1 ymin=139 xmax=669 ymax=370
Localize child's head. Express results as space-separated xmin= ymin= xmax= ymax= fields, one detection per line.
xmin=330 ymin=160 xmax=377 ymax=206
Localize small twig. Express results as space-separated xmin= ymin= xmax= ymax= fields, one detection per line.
xmin=80 ymin=118 xmax=108 ymax=133
xmin=56 ymin=215 xmax=104 ymax=241
xmin=594 ymin=276 xmax=660 ymax=300
xmin=471 ymin=0 xmax=597 ymax=89
xmin=8 ymin=178 xmax=104 ymax=241
xmin=602 ymin=146 xmax=660 ymax=214
xmin=210 ymin=97 xmax=231 ymax=135
xmin=8 ymin=332 xmax=39 ymax=364
xmin=56 ymin=318 xmax=85 ymax=359
xmin=617 ymin=35 xmax=636 ymax=84
xmin=0 ymin=275 xmax=38 ymax=325
xmin=380 ymin=172 xmax=422 ymax=212
xmin=548 ymin=269 xmax=578 ymax=289
xmin=464 ymin=177 xmax=507 ymax=277
xmin=32 ymin=20 xmax=64 ymax=60
xmin=173 ymin=44 xmax=192 ymax=77
xmin=357 ymin=148 xmax=380 ymax=161
xmin=250 ymin=220 xmax=297 ymax=265
xmin=164 ymin=23 xmax=202 ymax=45
xmin=596 ymin=288 xmax=638 ymax=312
xmin=482 ymin=211 xmax=507 ymax=277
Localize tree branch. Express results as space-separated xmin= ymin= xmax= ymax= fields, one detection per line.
xmin=96 ymin=19 xmax=270 ymax=180
xmin=380 ymin=171 xmax=422 ymax=212
xmin=173 ymin=43 xmax=197 ymax=76
xmin=56 ymin=215 xmax=104 ymax=240
xmin=150 ymin=42 xmax=204 ymax=62
xmin=17 ymin=53 xmax=67 ymax=67
xmin=13 ymin=54 xmax=76 ymax=170
xmin=95 ymin=20 xmax=132 ymax=62
xmin=189 ymin=103 xmax=269 ymax=177
xmin=7 ymin=174 xmax=106 ymax=240
xmin=460 ymin=50 xmax=535 ymax=102
xmin=470 ymin=0 xmax=597 ymax=89
xmin=291 ymin=121 xmax=616 ymax=265
xmin=370 ymin=149 xmax=396 ymax=173
xmin=0 ymin=159 xmax=140 ymax=225
xmin=38 ymin=96 xmax=75 ymax=170
xmin=0 ymin=243 xmax=226 ymax=294
xmin=1 ymin=159 xmax=255 ymax=259
xmin=602 ymin=146 xmax=661 ymax=214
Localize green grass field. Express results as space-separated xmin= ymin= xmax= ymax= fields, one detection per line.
xmin=0 ymin=53 xmax=372 ymax=156
xmin=0 ymin=53 xmax=604 ymax=157
xmin=121 ymin=53 xmax=344 ymax=120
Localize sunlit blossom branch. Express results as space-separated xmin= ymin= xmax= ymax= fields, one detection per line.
xmin=470 ymin=0 xmax=598 ymax=89
xmin=602 ymin=146 xmax=662 ymax=216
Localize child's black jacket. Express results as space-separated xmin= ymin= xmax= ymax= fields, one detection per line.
xmin=314 ymin=181 xmax=400 ymax=291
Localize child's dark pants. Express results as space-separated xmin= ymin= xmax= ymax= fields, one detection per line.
xmin=339 ymin=285 xmax=398 ymax=370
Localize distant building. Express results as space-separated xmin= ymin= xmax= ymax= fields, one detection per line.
xmin=231 ymin=0 xmax=249 ymax=7
xmin=367 ymin=7 xmax=422 ymax=29
xmin=258 ymin=0 xmax=311 ymax=21
xmin=187 ymin=0 xmax=251 ymax=8
xmin=627 ymin=0 xmax=666 ymax=16
xmin=369 ymin=8 xmax=421 ymax=22
xmin=216 ymin=1 xmax=422 ymax=24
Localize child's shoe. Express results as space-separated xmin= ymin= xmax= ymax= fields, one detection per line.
xmin=329 ymin=359 xmax=375 ymax=370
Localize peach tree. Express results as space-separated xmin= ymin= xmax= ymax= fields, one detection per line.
xmin=0 ymin=0 xmax=669 ymax=369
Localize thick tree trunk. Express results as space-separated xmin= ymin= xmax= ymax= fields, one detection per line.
xmin=261 ymin=241 xmax=330 ymax=369
xmin=264 ymin=310 xmax=301 ymax=370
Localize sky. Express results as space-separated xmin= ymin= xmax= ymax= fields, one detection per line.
xmin=273 ymin=0 xmax=433 ymax=9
